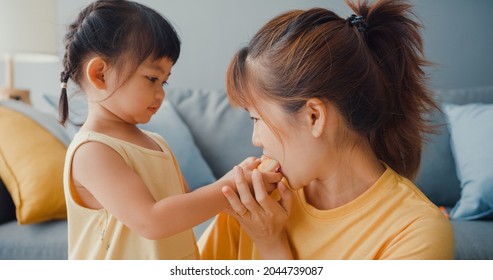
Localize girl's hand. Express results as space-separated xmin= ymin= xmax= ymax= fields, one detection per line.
xmin=222 ymin=166 xmax=294 ymax=259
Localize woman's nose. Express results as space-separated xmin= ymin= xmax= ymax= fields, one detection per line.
xmin=251 ymin=126 xmax=262 ymax=147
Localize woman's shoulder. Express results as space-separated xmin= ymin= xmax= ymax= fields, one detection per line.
xmin=376 ymin=168 xmax=454 ymax=259
xmin=375 ymin=166 xmax=450 ymax=226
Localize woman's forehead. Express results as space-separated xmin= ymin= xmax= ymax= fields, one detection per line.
xmin=250 ymin=98 xmax=287 ymax=119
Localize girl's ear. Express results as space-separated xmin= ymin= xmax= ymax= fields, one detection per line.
xmin=86 ymin=57 xmax=108 ymax=90
xmin=304 ymin=98 xmax=327 ymax=138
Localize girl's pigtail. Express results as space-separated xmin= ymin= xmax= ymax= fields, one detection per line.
xmin=59 ymin=71 xmax=69 ymax=126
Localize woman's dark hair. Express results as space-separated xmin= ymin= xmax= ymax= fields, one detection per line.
xmin=59 ymin=0 xmax=180 ymax=125
xmin=226 ymin=0 xmax=437 ymax=179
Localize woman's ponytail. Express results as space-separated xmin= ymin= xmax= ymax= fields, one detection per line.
xmin=347 ymin=0 xmax=438 ymax=179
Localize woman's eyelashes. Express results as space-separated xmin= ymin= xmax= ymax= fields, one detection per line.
xmin=250 ymin=116 xmax=260 ymax=123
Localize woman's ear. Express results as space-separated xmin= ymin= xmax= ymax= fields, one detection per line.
xmin=304 ymin=98 xmax=327 ymax=138
xmin=85 ymin=57 xmax=108 ymax=90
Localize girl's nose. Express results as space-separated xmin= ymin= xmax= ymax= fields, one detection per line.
xmin=157 ymin=88 xmax=165 ymax=101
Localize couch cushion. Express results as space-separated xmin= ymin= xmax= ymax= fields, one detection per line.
xmin=444 ymin=103 xmax=493 ymax=220
xmin=167 ymin=89 xmax=262 ymax=178
xmin=452 ymin=220 xmax=493 ymax=260
xmin=0 ymin=101 xmax=67 ymax=224
xmin=415 ymin=86 xmax=493 ymax=207
xmin=0 ymin=219 xmax=67 ymax=260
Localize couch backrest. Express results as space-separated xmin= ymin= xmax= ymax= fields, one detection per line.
xmin=167 ymin=89 xmax=262 ymax=178
xmin=415 ymin=86 xmax=493 ymax=206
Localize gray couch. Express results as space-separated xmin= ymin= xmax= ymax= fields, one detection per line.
xmin=1 ymin=87 xmax=492 ymax=259
xmin=414 ymin=86 xmax=493 ymax=259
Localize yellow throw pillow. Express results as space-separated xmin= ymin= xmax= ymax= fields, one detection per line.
xmin=0 ymin=105 xmax=67 ymax=224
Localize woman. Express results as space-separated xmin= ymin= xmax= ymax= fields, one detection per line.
xmin=199 ymin=0 xmax=454 ymax=259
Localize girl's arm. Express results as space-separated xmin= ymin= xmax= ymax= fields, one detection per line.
xmin=71 ymin=141 xmax=282 ymax=240
xmin=222 ymin=167 xmax=294 ymax=259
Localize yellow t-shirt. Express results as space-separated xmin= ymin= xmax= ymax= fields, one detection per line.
xmin=199 ymin=166 xmax=454 ymax=259
xmin=64 ymin=131 xmax=199 ymax=259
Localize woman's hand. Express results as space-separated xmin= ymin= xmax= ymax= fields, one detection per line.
xmin=222 ymin=166 xmax=294 ymax=259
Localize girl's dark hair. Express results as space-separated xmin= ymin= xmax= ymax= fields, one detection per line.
xmin=226 ymin=0 xmax=437 ymax=179
xmin=59 ymin=0 xmax=180 ymax=125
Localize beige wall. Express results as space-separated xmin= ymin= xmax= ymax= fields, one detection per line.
xmin=1 ymin=0 xmax=492 ymax=111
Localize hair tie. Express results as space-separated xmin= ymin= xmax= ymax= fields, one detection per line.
xmin=61 ymin=82 xmax=68 ymax=89
xmin=347 ymin=14 xmax=368 ymax=33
